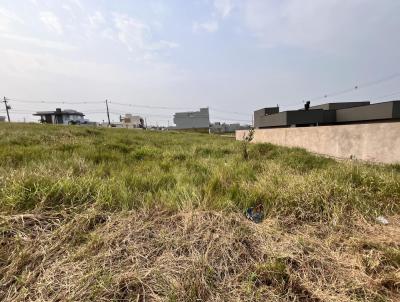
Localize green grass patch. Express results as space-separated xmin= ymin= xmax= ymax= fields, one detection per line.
xmin=0 ymin=123 xmax=399 ymax=223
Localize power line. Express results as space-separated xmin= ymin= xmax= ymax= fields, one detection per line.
xmin=213 ymin=115 xmax=251 ymax=122
xmin=2 ymin=106 xmax=251 ymax=124
xmin=1 ymin=112 xmax=30 ymax=115
xmin=110 ymin=102 xmax=252 ymax=119
xmin=5 ymin=71 xmax=400 ymax=116
xmin=4 ymin=96 xmax=251 ymax=122
xmin=276 ymin=72 xmax=400 ymax=109
xmin=14 ymin=77 xmax=399 ymax=124
xmin=7 ymin=97 xmax=205 ymax=112
xmin=374 ymin=90 xmax=400 ymax=101
xmin=209 ymin=107 xmax=251 ymax=117
xmin=95 ymin=101 xmax=251 ymax=122
xmin=8 ymin=98 xmax=103 ymax=105
xmin=308 ymin=73 xmax=400 ymax=102
xmin=109 ymin=101 xmax=197 ymax=111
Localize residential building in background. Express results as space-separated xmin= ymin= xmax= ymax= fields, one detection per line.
xmin=0 ymin=116 xmax=5 ymax=122
xmin=33 ymin=108 xmax=85 ymax=125
xmin=173 ymin=108 xmax=210 ymax=130
xmin=210 ymin=122 xmax=250 ymax=133
xmin=120 ymin=114 xmax=144 ymax=128
xmin=254 ymin=100 xmax=400 ymax=129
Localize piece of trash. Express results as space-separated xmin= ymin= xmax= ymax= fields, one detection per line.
xmin=245 ymin=204 xmax=264 ymax=223
xmin=376 ymin=216 xmax=389 ymax=225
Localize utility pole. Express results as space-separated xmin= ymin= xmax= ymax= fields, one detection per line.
xmin=105 ymin=99 xmax=111 ymax=126
xmin=3 ymin=97 xmax=11 ymax=122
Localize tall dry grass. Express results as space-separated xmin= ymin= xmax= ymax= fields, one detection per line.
xmin=0 ymin=123 xmax=399 ymax=301
xmin=0 ymin=123 xmax=399 ymax=222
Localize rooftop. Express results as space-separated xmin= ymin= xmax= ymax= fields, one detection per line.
xmin=174 ymin=108 xmax=209 ymax=117
xmin=254 ymin=100 xmax=400 ymax=129
xmin=33 ymin=109 xmax=85 ymax=116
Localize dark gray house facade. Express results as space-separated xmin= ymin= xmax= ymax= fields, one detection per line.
xmin=254 ymin=101 xmax=400 ymax=129
xmin=33 ymin=108 xmax=85 ymax=125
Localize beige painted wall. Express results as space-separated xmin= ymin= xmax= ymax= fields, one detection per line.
xmin=236 ymin=122 xmax=400 ymax=164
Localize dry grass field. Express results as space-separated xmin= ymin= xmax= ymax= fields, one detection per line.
xmin=0 ymin=123 xmax=399 ymax=301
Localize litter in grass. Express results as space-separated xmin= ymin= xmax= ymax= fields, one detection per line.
xmin=376 ymin=216 xmax=389 ymax=225
xmin=245 ymin=204 xmax=264 ymax=223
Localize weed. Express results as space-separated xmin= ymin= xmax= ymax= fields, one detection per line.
xmin=241 ymin=128 xmax=254 ymax=160
xmin=0 ymin=123 xmax=399 ymax=221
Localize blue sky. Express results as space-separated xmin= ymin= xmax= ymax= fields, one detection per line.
xmin=0 ymin=0 xmax=400 ymax=124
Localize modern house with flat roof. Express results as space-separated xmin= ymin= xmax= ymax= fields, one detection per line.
xmin=237 ymin=100 xmax=400 ymax=164
xmin=254 ymin=100 xmax=400 ymax=129
xmin=120 ymin=114 xmax=144 ymax=128
xmin=173 ymin=108 xmax=210 ymax=130
xmin=33 ymin=108 xmax=85 ymax=125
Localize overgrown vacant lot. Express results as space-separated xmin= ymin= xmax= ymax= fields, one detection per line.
xmin=0 ymin=123 xmax=399 ymax=301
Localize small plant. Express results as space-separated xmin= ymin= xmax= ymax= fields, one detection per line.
xmin=241 ymin=128 xmax=254 ymax=160
xmin=251 ymin=258 xmax=289 ymax=287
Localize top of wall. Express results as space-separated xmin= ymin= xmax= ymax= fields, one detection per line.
xmin=310 ymin=101 xmax=370 ymax=110
xmin=255 ymin=100 xmax=400 ymax=129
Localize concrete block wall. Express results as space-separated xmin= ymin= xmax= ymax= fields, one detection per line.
xmin=236 ymin=122 xmax=400 ymax=164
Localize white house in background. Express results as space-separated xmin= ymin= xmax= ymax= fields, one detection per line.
xmin=33 ymin=108 xmax=85 ymax=124
xmin=173 ymin=108 xmax=210 ymax=130
xmin=120 ymin=114 xmax=144 ymax=128
xmin=210 ymin=122 xmax=251 ymax=133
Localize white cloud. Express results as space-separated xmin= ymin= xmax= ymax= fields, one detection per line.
xmin=40 ymin=11 xmax=63 ymax=35
xmin=150 ymin=2 xmax=169 ymax=16
xmin=242 ymin=0 xmax=400 ymax=54
xmin=193 ymin=20 xmax=219 ymax=33
xmin=113 ymin=13 xmax=150 ymax=52
xmin=0 ymin=7 xmax=24 ymax=31
xmin=29 ymin=0 xmax=38 ymax=6
xmin=0 ymin=33 xmax=77 ymax=51
xmin=88 ymin=11 xmax=105 ymax=28
xmin=214 ymin=0 xmax=234 ymax=18
xmin=69 ymin=0 xmax=83 ymax=10
xmin=0 ymin=47 xmax=184 ymax=103
xmin=100 ymin=27 xmax=114 ymax=40
xmin=62 ymin=4 xmax=72 ymax=12
xmin=193 ymin=0 xmax=232 ymax=34
xmin=0 ymin=48 xmax=130 ymax=82
xmin=0 ymin=8 xmax=24 ymax=24
xmin=112 ymin=13 xmax=178 ymax=54
xmin=151 ymin=40 xmax=179 ymax=50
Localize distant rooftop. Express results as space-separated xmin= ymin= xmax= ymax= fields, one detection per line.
xmin=33 ymin=108 xmax=85 ymax=116
xmin=174 ymin=107 xmax=209 ymax=117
